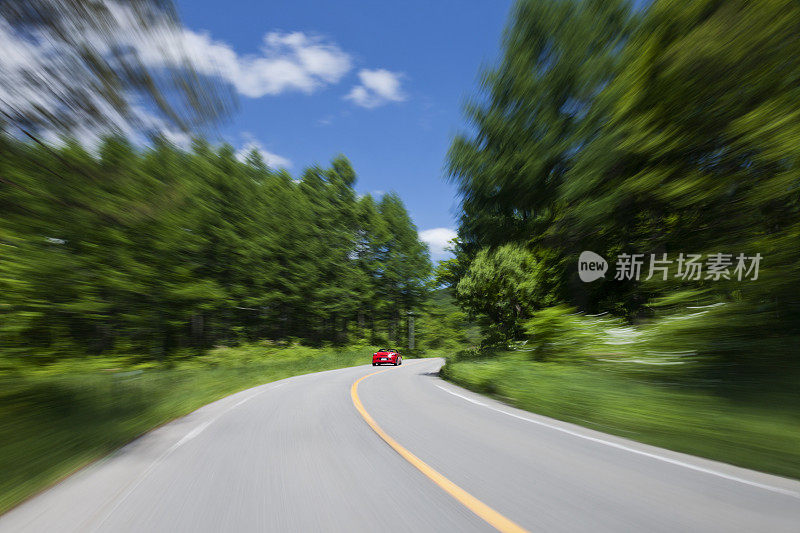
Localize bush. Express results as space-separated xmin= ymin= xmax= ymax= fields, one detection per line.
xmin=522 ymin=306 xmax=593 ymax=362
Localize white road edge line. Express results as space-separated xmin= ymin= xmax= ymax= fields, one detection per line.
xmin=434 ymin=383 xmax=800 ymax=499
xmin=90 ymin=382 xmax=284 ymax=531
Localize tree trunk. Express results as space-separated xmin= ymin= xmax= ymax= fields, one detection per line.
xmin=191 ymin=313 xmax=204 ymax=347
xmin=407 ymin=313 xmax=415 ymax=350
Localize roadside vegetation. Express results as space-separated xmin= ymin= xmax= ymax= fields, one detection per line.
xmin=439 ymin=0 xmax=800 ymax=480
xmin=0 ymin=343 xmax=379 ymax=514
xmin=440 ymin=311 xmax=800 ymax=479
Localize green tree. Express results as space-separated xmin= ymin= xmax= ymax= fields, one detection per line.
xmin=456 ymin=244 xmax=553 ymax=342
xmin=0 ymin=136 xmax=432 ymax=358
xmin=447 ymin=0 xmax=800 ymax=378
xmin=376 ymin=194 xmax=432 ymax=345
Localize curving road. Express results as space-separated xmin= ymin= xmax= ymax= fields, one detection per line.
xmin=2 ymin=358 xmax=799 ymax=532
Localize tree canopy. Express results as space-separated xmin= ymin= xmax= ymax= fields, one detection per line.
xmin=445 ymin=0 xmax=800 ymax=374
xmin=0 ymin=136 xmax=431 ymax=359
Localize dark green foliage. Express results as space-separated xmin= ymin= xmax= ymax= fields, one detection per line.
xmin=445 ymin=0 xmax=800 ymax=377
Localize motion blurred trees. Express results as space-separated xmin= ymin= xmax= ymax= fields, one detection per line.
xmin=446 ymin=0 xmax=800 ymax=375
xmin=0 ymin=0 xmax=234 ymax=136
xmin=0 ymin=138 xmax=431 ymax=359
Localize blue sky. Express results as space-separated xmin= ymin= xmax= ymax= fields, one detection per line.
xmin=173 ymin=0 xmax=515 ymax=260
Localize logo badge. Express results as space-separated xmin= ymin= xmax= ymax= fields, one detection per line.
xmin=578 ymin=251 xmax=608 ymax=282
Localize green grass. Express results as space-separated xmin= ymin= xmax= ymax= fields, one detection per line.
xmin=0 ymin=343 xmax=373 ymax=514
xmin=440 ymin=355 xmax=800 ymax=480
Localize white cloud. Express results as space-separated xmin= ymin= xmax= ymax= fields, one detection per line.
xmin=346 ymin=69 xmax=406 ymax=108
xmin=166 ymin=30 xmax=352 ymax=98
xmin=103 ymin=4 xmax=354 ymax=98
xmin=316 ymin=114 xmax=334 ymax=126
xmin=419 ymin=227 xmax=457 ymax=262
xmin=236 ymin=140 xmax=291 ymax=169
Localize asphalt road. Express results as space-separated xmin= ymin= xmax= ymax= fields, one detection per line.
xmin=2 ymin=358 xmax=799 ymax=532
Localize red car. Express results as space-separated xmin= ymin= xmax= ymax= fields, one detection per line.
xmin=372 ymin=348 xmax=402 ymax=366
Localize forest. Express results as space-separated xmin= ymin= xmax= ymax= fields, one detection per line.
xmin=441 ymin=0 xmax=800 ymax=383
xmin=1 ymin=136 xmax=432 ymax=360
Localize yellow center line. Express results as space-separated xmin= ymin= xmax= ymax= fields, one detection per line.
xmin=350 ymin=365 xmax=529 ymax=533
